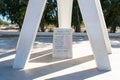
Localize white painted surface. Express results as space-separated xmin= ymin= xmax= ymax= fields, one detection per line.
xmin=95 ymin=0 xmax=112 ymax=54
xmin=53 ymin=28 xmax=72 ymax=58
xmin=53 ymin=0 xmax=73 ymax=58
xmin=1 ymin=38 xmax=120 ymax=80
xmin=13 ymin=0 xmax=111 ymax=70
xmin=57 ymin=0 xmax=73 ymax=28
xmin=78 ymin=0 xmax=111 ymax=70
xmin=13 ymin=0 xmax=47 ymax=68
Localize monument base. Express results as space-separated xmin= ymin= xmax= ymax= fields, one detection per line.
xmin=53 ymin=28 xmax=73 ymax=58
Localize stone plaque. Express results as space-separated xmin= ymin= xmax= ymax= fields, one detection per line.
xmin=53 ymin=28 xmax=72 ymax=58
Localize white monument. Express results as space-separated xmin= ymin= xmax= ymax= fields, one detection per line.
xmin=13 ymin=0 xmax=111 ymax=70
xmin=53 ymin=0 xmax=73 ymax=58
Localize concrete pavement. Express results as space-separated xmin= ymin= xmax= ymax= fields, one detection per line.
xmin=0 ymin=37 xmax=120 ymax=80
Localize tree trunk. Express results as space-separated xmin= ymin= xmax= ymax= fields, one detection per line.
xmin=39 ymin=15 xmax=45 ymax=32
xmin=110 ymin=26 xmax=116 ymax=33
xmin=18 ymin=23 xmax=22 ymax=31
xmin=75 ymin=10 xmax=81 ymax=32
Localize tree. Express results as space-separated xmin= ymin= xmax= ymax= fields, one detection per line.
xmin=100 ymin=0 xmax=120 ymax=33
xmin=0 ymin=0 xmax=28 ymax=30
xmin=72 ymin=0 xmax=83 ymax=32
xmin=1 ymin=0 xmax=119 ymax=33
xmin=0 ymin=0 xmax=58 ymax=31
xmin=39 ymin=0 xmax=58 ymax=32
xmin=44 ymin=0 xmax=58 ymax=26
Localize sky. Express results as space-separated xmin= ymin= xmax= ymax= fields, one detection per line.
xmin=0 ymin=15 xmax=11 ymax=23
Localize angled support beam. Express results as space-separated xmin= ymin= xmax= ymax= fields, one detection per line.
xmin=96 ymin=1 xmax=112 ymax=54
xmin=78 ymin=0 xmax=111 ymax=70
xmin=13 ymin=0 xmax=47 ymax=68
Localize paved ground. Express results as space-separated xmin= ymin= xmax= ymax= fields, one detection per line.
xmin=0 ymin=37 xmax=120 ymax=80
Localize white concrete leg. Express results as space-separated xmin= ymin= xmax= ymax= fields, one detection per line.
xmin=96 ymin=1 xmax=112 ymax=54
xmin=13 ymin=0 xmax=47 ymax=68
xmin=57 ymin=0 xmax=73 ymax=28
xmin=78 ymin=0 xmax=111 ymax=70
xmin=53 ymin=0 xmax=73 ymax=58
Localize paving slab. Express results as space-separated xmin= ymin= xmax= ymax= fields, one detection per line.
xmin=0 ymin=37 xmax=120 ymax=80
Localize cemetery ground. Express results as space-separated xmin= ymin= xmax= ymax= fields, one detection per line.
xmin=0 ymin=35 xmax=120 ymax=80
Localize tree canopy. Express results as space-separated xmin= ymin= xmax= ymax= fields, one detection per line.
xmin=0 ymin=0 xmax=119 ymax=32
xmin=0 ymin=0 xmax=28 ymax=30
xmin=100 ymin=0 xmax=120 ymax=32
xmin=72 ymin=0 xmax=83 ymax=32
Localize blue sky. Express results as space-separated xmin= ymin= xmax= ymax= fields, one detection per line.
xmin=0 ymin=15 xmax=11 ymax=23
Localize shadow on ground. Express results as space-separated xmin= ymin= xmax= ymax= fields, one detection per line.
xmin=47 ymin=68 xmax=107 ymax=80
xmin=0 ymin=50 xmax=109 ymax=80
xmin=0 ymin=37 xmax=114 ymax=80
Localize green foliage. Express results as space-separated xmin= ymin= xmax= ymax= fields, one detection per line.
xmin=38 ymin=0 xmax=58 ymax=32
xmin=0 ymin=0 xmax=28 ymax=29
xmin=44 ymin=0 xmax=58 ymax=26
xmin=72 ymin=0 xmax=83 ymax=32
xmin=0 ymin=0 xmax=58 ymax=31
xmin=100 ymin=0 xmax=120 ymax=33
xmin=0 ymin=0 xmax=119 ymax=32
